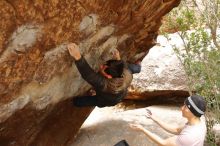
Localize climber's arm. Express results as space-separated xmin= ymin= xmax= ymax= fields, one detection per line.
xmin=68 ymin=43 xmax=105 ymax=89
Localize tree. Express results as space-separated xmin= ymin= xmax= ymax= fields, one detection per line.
xmin=161 ymin=0 xmax=220 ymax=145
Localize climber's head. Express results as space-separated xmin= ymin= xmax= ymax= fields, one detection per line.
xmin=101 ymin=60 xmax=124 ymax=78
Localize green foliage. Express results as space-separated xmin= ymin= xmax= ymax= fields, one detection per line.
xmin=162 ymin=0 xmax=220 ymax=145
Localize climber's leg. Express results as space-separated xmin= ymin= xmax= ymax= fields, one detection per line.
xmin=73 ymin=95 xmax=98 ymax=107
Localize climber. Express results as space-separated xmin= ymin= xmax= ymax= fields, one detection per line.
xmin=68 ymin=43 xmax=141 ymax=107
xmin=130 ymin=95 xmax=207 ymax=146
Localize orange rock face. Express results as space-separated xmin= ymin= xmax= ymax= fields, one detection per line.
xmin=0 ymin=0 xmax=180 ymax=145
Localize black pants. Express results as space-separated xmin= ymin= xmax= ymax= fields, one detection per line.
xmin=73 ymin=96 xmax=98 ymax=107
xmin=73 ymin=95 xmax=118 ymax=107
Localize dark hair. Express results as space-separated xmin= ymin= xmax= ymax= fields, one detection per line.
xmin=104 ymin=60 xmax=124 ymax=78
xmin=185 ymin=95 xmax=206 ymax=117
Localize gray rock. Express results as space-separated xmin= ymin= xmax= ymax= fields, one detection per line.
xmin=71 ymin=106 xmax=187 ymax=146
xmin=131 ymin=35 xmax=188 ymax=92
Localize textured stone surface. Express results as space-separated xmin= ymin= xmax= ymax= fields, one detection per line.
xmin=127 ymin=34 xmax=189 ymax=100
xmin=0 ymin=0 xmax=181 ymax=145
xmin=71 ymin=106 xmax=188 ymax=146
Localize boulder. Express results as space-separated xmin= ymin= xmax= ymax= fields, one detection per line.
xmin=71 ymin=106 xmax=187 ymax=146
xmin=127 ymin=34 xmax=189 ymax=101
xmin=0 ymin=0 xmax=181 ymax=145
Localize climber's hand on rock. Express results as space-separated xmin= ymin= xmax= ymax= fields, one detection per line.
xmin=68 ymin=43 xmax=81 ymax=60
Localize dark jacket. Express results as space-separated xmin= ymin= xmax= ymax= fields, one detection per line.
xmin=75 ymin=56 xmax=140 ymax=107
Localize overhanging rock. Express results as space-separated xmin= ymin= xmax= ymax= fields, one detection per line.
xmin=0 ymin=0 xmax=181 ymax=145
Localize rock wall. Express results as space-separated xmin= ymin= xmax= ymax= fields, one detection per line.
xmin=0 ymin=0 xmax=181 ymax=145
